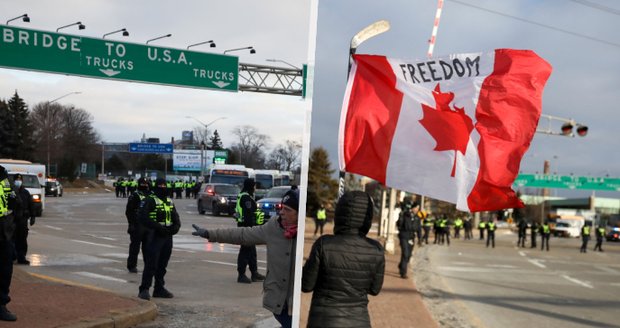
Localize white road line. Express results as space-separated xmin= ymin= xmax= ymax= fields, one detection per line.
xmin=70 ymin=239 xmax=118 ymax=248
xmin=84 ymin=234 xmax=117 ymax=241
xmin=562 ymin=275 xmax=593 ymax=289
xmin=610 ymin=283 xmax=620 ymax=287
xmin=43 ymin=225 xmax=63 ymax=230
xmin=597 ymin=266 xmax=620 ymax=275
xmin=74 ymin=271 xmax=128 ymax=283
xmin=518 ymin=251 xmax=526 ymax=257
xmin=528 ymin=259 xmax=546 ymax=269
xmin=487 ymin=264 xmax=516 ymax=269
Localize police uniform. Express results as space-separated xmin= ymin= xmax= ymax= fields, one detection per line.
xmin=125 ymin=178 xmax=151 ymax=273
xmin=314 ymin=206 xmax=327 ymax=236
xmin=235 ymin=179 xmax=266 ymax=283
xmin=593 ymin=226 xmax=605 ymax=252
xmin=580 ymin=225 xmax=591 ymax=253
xmin=539 ymin=222 xmax=551 ymax=251
xmin=12 ymin=175 xmax=34 ymax=265
xmin=0 ymin=166 xmax=17 ymax=321
xmin=486 ymin=221 xmax=496 ymax=248
xmin=138 ymin=179 xmax=181 ymax=300
xmin=396 ymin=202 xmax=417 ymax=278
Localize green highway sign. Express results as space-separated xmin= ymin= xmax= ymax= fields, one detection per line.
xmin=514 ymin=174 xmax=620 ymax=191
xmin=0 ymin=25 xmax=238 ymax=91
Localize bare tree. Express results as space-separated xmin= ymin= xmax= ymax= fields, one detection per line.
xmin=230 ymin=125 xmax=270 ymax=168
xmin=267 ymin=140 xmax=302 ymax=171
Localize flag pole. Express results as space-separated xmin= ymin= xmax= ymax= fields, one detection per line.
xmin=341 ymin=20 xmax=391 ymax=199
xmin=427 ymin=0 xmax=444 ymax=58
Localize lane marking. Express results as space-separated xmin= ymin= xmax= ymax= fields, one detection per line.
xmin=71 ymin=239 xmax=118 ymax=248
xmin=43 ymin=225 xmax=63 ymax=230
xmin=528 ymin=259 xmax=546 ymax=269
xmin=487 ymin=264 xmax=516 ymax=269
xmin=84 ymin=234 xmax=117 ymax=241
xmin=518 ymin=251 xmax=526 ymax=257
xmin=597 ymin=266 xmax=620 ymax=275
xmin=562 ymin=275 xmax=593 ymax=289
xmin=74 ymin=271 xmax=128 ymax=283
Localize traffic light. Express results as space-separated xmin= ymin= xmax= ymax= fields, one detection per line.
xmin=576 ymin=125 xmax=588 ymax=137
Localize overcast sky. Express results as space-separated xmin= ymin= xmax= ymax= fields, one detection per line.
xmin=0 ymin=0 xmax=311 ymax=152
xmin=311 ymin=0 xmax=620 ymax=198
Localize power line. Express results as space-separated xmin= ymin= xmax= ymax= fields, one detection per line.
xmin=447 ymin=0 xmax=620 ymax=48
xmin=569 ymin=0 xmax=620 ymax=16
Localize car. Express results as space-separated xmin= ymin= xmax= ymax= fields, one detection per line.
xmin=197 ymin=183 xmax=240 ymax=216
xmin=256 ymin=186 xmax=292 ymax=220
xmin=606 ymin=227 xmax=620 ymax=241
xmin=45 ymin=180 xmax=63 ymax=197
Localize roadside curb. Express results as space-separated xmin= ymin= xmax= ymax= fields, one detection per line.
xmin=62 ymin=301 xmax=158 ymax=328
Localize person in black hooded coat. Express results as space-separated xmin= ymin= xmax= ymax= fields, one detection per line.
xmin=302 ymin=190 xmax=385 ymax=328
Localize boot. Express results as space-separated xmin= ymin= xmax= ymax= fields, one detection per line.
xmin=153 ymin=288 xmax=174 ymax=298
xmin=237 ymin=274 xmax=251 ymax=284
xmin=0 ymin=305 xmax=17 ymax=321
xmin=138 ymin=289 xmax=151 ymax=300
xmin=251 ymin=272 xmax=266 ymax=282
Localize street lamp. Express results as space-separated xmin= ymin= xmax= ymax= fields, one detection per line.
xmin=103 ymin=28 xmax=129 ymax=39
xmin=537 ymin=114 xmax=588 ymax=137
xmin=46 ymin=92 xmax=82 ymax=177
xmin=265 ymin=59 xmax=300 ymax=69
xmin=146 ymin=34 xmax=172 ymax=44
xmin=187 ymin=40 xmax=216 ymax=50
xmin=56 ymin=22 xmax=85 ymax=33
xmin=223 ymin=46 xmax=256 ymax=54
xmin=6 ymin=14 xmax=29 ymax=25
xmin=185 ymin=116 xmax=227 ymax=178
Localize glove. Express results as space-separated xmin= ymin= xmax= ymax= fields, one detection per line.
xmin=192 ymin=224 xmax=209 ymax=239
xmin=30 ymin=217 xmax=36 ymax=226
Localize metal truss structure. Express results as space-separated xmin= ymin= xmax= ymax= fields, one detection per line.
xmin=238 ymin=63 xmax=303 ymax=96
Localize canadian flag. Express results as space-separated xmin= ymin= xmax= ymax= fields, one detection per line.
xmin=339 ymin=49 xmax=552 ymax=212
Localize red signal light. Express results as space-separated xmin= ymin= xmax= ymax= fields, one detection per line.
xmin=561 ymin=123 xmax=573 ymax=136
xmin=576 ymin=125 xmax=588 ymax=137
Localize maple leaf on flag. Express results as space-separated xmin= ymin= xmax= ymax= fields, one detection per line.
xmin=419 ymin=84 xmax=474 ymax=177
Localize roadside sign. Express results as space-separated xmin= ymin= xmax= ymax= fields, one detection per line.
xmin=0 ymin=25 xmax=238 ymax=91
xmin=128 ymin=143 xmax=173 ymax=154
xmin=514 ymin=174 xmax=620 ymax=191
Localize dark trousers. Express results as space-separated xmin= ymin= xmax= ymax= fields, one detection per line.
xmin=127 ymin=225 xmax=148 ymax=270
xmin=422 ymin=226 xmax=431 ymax=244
xmin=479 ymin=228 xmax=485 ymax=240
xmin=314 ymin=219 xmax=325 ymax=236
xmin=531 ymin=232 xmax=537 ymax=248
xmin=518 ymin=232 xmax=526 ymax=247
xmin=594 ymin=238 xmax=603 ymax=251
xmin=398 ymin=233 xmax=413 ymax=277
xmin=454 ymin=227 xmax=461 ymax=238
xmin=541 ymin=234 xmax=550 ymax=251
xmin=0 ymin=240 xmax=14 ymax=305
xmin=139 ymin=233 xmax=173 ymax=292
xmin=580 ymin=236 xmax=589 ymax=253
xmin=13 ymin=218 xmax=28 ymax=261
xmin=237 ymin=245 xmax=257 ymax=276
xmin=273 ymin=301 xmax=292 ymax=328
xmin=486 ymin=231 xmax=495 ymax=248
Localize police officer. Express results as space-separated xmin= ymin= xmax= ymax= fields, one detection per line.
xmin=12 ymin=174 xmax=35 ymax=265
xmin=530 ymin=220 xmax=538 ymax=248
xmin=478 ymin=219 xmax=486 ymax=240
xmin=138 ymin=178 xmax=181 ymax=300
xmin=314 ymin=204 xmax=327 ymax=236
xmin=580 ymin=223 xmax=591 ymax=253
xmin=593 ymin=225 xmax=605 ymax=252
xmin=235 ymin=178 xmax=266 ymax=283
xmin=454 ymin=217 xmax=463 ymax=239
xmin=422 ymin=215 xmax=433 ymax=244
xmin=486 ymin=217 xmax=497 ymax=248
xmin=125 ymin=177 xmax=151 ymax=273
xmin=539 ymin=220 xmax=551 ymax=251
xmin=396 ymin=201 xmax=417 ymax=279
xmin=517 ymin=219 xmax=528 ymax=248
xmin=0 ymin=166 xmax=17 ymax=321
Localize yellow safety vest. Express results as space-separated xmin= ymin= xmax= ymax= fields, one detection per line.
xmin=0 ymin=178 xmax=10 ymax=216
xmin=149 ymin=196 xmax=173 ymax=226
xmin=317 ymin=209 xmax=326 ymax=221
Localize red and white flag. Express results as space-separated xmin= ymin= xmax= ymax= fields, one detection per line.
xmin=339 ymin=49 xmax=552 ymax=212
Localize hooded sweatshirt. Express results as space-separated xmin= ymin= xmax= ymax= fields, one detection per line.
xmin=302 ymin=190 xmax=385 ymax=328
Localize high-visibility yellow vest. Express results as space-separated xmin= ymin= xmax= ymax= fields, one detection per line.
xmin=149 ymin=195 xmax=174 ymax=226
xmin=479 ymin=222 xmax=486 ymax=229
xmin=488 ymin=222 xmax=496 ymax=231
xmin=317 ymin=208 xmax=326 ymax=221
xmin=235 ymin=192 xmax=264 ymax=225
xmin=583 ymin=226 xmax=590 ymax=236
xmin=0 ymin=178 xmax=10 ymax=216
xmin=542 ymin=224 xmax=550 ymax=234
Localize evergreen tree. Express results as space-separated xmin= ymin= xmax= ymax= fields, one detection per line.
xmin=0 ymin=99 xmax=13 ymax=158
xmin=209 ymin=129 xmax=224 ymax=150
xmin=307 ymin=147 xmax=338 ymax=216
xmin=7 ymin=91 xmax=34 ymax=160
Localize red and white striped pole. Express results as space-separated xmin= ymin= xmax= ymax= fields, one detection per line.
xmin=427 ymin=0 xmax=444 ymax=58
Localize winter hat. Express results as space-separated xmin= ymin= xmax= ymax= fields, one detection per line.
xmin=281 ymin=189 xmax=299 ymax=212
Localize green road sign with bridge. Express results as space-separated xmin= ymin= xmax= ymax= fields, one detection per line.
xmin=514 ymin=174 xmax=620 ymax=191
xmin=0 ymin=25 xmax=238 ymax=91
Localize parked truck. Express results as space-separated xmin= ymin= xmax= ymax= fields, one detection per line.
xmin=0 ymin=159 xmax=46 ymax=216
